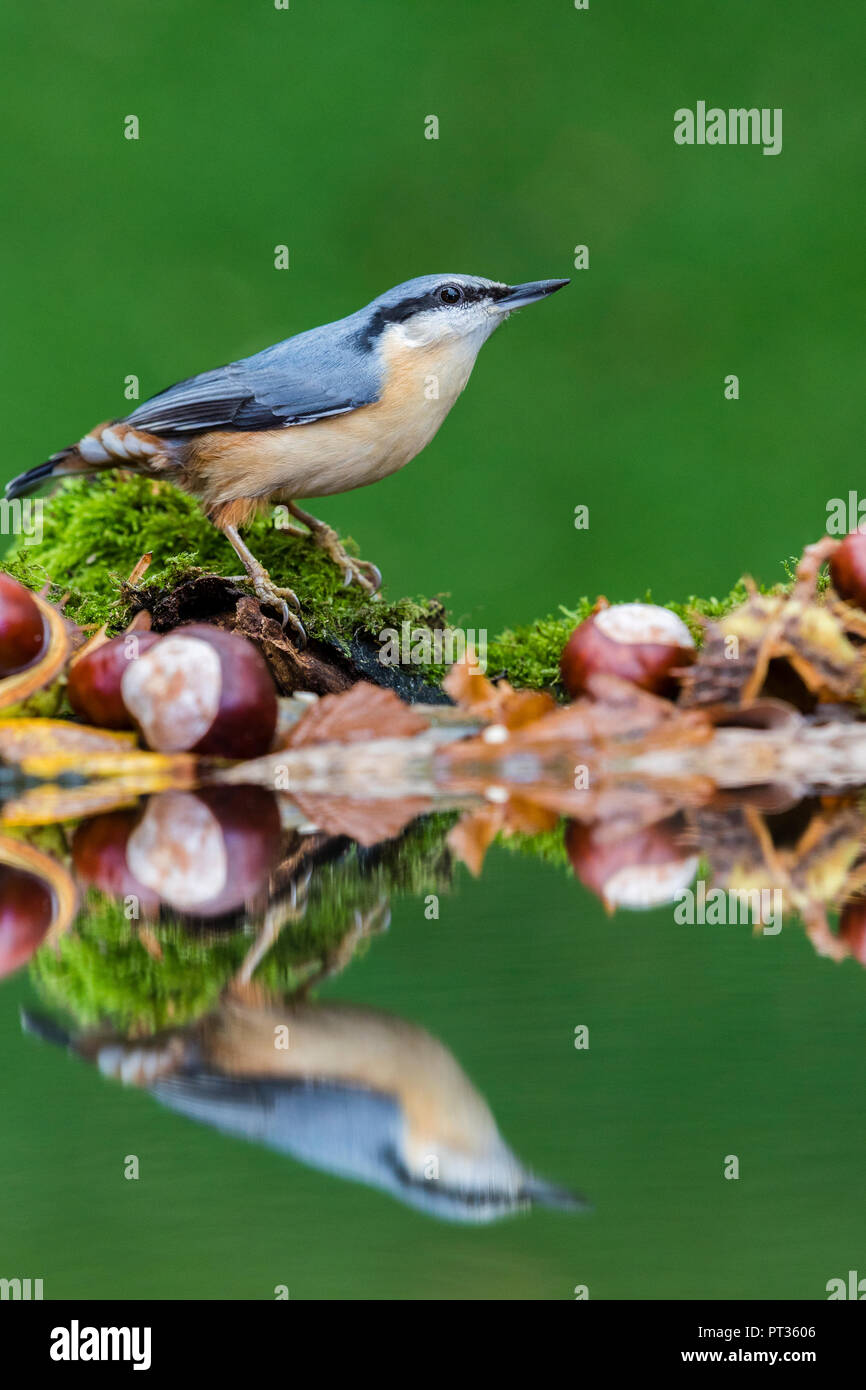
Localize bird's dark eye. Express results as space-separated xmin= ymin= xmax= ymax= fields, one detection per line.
xmin=438 ymin=284 xmax=464 ymax=305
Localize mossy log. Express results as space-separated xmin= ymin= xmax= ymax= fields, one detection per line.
xmin=2 ymin=475 xmax=789 ymax=698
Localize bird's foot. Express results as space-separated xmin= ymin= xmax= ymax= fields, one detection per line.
xmin=332 ymin=546 xmax=382 ymax=595
xmin=227 ymin=571 xmax=300 ymax=611
xmin=290 ymin=507 xmax=382 ymax=594
xmin=220 ymin=522 xmax=307 ymax=643
xmin=302 ymin=897 xmax=391 ymax=993
xmin=248 ymin=571 xmax=306 ymax=645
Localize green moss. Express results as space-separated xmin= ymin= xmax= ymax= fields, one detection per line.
xmin=487 ymin=603 xmax=594 ymax=688
xmin=487 ymin=578 xmax=787 ymax=691
xmin=30 ymin=894 xmax=239 ymax=1033
xmin=497 ymin=822 xmax=572 ymax=870
xmin=3 ymin=475 xmax=444 ymax=648
xmin=3 ymin=474 xmax=796 ymax=693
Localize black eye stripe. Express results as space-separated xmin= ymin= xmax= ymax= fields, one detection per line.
xmin=353 ymin=283 xmax=503 ymax=349
xmin=435 ymin=283 xmax=506 ymax=307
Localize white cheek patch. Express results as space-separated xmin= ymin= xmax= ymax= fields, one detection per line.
xmin=390 ymin=306 xmax=500 ymax=358
xmin=127 ymin=791 xmax=228 ymax=909
xmin=121 ymin=634 xmax=222 ymax=752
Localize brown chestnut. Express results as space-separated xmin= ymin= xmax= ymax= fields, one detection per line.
xmin=120 ymin=624 xmax=278 ymax=758
xmin=838 ymin=898 xmax=866 ymax=965
xmin=71 ymin=810 xmax=162 ymax=913
xmin=565 ymin=817 xmax=698 ymax=910
xmin=829 ymin=531 xmax=866 ymax=609
xmin=68 ymin=631 xmax=162 ymax=729
xmin=0 ymin=572 xmax=47 ymax=677
xmin=0 ymin=863 xmax=54 ymax=976
xmin=124 ymin=786 xmax=282 ymax=915
xmin=560 ymin=602 xmax=695 ymax=698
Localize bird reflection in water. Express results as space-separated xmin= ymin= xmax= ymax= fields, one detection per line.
xmin=24 ymin=992 xmax=583 ymax=1223
xmin=16 ymin=794 xmax=584 ymax=1223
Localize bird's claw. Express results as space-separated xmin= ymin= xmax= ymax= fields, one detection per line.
xmin=339 ymin=556 xmax=382 ymax=594
xmin=296 ymin=515 xmax=382 ymax=595
xmin=227 ymin=574 xmax=300 ymax=611
xmin=251 ymin=576 xmax=307 ymax=646
xmin=282 ymin=606 xmax=308 ymax=648
xmin=359 ymin=559 xmax=383 ymax=593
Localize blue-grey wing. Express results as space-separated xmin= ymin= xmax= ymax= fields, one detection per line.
xmin=125 ymin=324 xmax=380 ymax=436
xmin=152 ymin=1072 xmax=403 ymax=1191
xmin=149 ymin=1071 xmax=582 ymax=1222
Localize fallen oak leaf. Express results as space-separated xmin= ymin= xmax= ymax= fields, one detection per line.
xmin=0 ymin=718 xmax=139 ymax=763
xmin=447 ymin=804 xmax=503 ymax=877
xmin=447 ymin=795 xmax=560 ymax=876
xmin=0 ymin=718 xmax=199 ymax=806
xmin=0 ymin=765 xmax=199 ymax=827
xmin=284 ymin=682 xmax=429 ymax=748
xmin=0 ymin=719 xmax=196 ymax=785
xmin=437 ymin=675 xmax=711 ymax=794
xmin=290 ymin=793 xmax=432 ymax=847
xmin=443 ymin=653 xmax=555 ymax=729
xmin=499 ymin=795 xmax=561 ymax=836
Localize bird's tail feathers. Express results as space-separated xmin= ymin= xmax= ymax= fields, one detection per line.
xmin=6 ymin=422 xmax=170 ymax=501
xmin=20 ymin=1007 xmax=73 ymax=1051
xmin=5 ymin=448 xmax=86 ymax=500
xmin=523 ymin=1173 xmax=592 ymax=1213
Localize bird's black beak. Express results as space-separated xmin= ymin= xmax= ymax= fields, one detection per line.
xmin=494 ymin=278 xmax=570 ymax=311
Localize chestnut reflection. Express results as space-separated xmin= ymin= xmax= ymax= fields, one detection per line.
xmin=566 ymin=814 xmax=698 ymax=911
xmin=72 ymin=787 xmax=282 ymax=918
xmin=0 ymin=865 xmax=53 ymax=977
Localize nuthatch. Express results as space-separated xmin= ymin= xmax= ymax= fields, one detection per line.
xmin=7 ymin=274 xmax=569 ymax=642
xmin=23 ymin=998 xmax=585 ymax=1223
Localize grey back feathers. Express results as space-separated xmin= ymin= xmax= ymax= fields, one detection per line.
xmin=125 ymin=333 xmax=380 ymax=436
xmin=152 ymin=1069 xmax=583 ymax=1223
xmin=21 ymin=1008 xmax=586 ymax=1223
xmin=125 ymin=275 xmax=505 ymax=439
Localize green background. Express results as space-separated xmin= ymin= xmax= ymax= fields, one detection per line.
xmin=1 ymin=0 xmax=865 ymax=1300
xmin=2 ymin=0 xmax=864 ymax=627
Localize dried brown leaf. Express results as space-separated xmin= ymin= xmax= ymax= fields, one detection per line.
xmin=290 ymin=793 xmax=432 ymax=846
xmin=285 ymin=682 xmax=429 ymax=749
xmin=0 ymin=719 xmax=139 ymax=763
xmin=443 ymin=657 xmax=555 ymax=729
xmin=447 ymin=805 xmax=503 ymax=876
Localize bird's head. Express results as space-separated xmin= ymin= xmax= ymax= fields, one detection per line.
xmin=355 ymin=273 xmax=569 ymax=352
